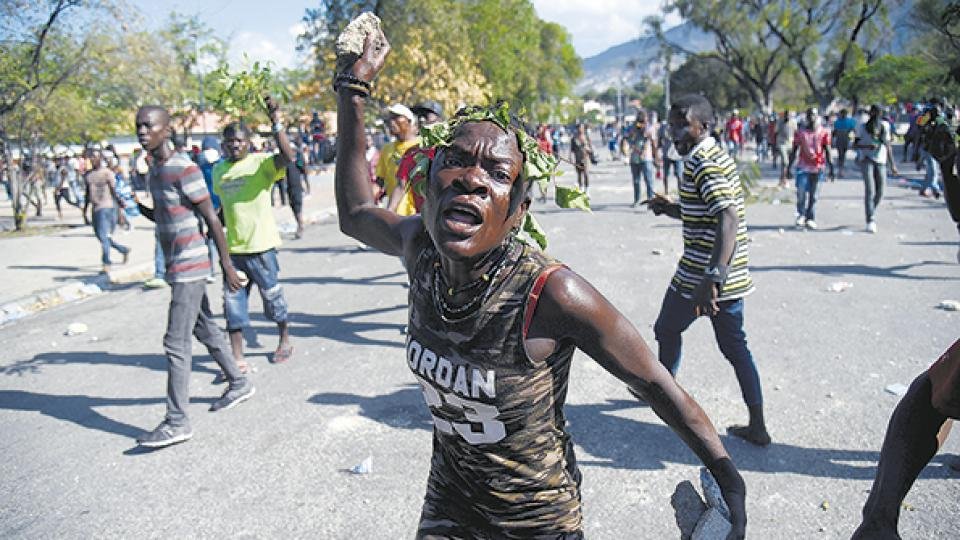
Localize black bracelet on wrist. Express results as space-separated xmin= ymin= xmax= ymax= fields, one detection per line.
xmin=333 ymin=73 xmax=372 ymax=94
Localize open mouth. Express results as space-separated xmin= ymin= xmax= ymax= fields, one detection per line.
xmin=441 ymin=202 xmax=483 ymax=233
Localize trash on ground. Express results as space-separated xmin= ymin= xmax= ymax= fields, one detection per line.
xmin=65 ymin=322 xmax=88 ymax=336
xmin=884 ymin=383 xmax=908 ymax=396
xmin=349 ymin=456 xmax=372 ymax=475
xmin=937 ymin=300 xmax=960 ymax=311
xmin=826 ymin=282 xmax=853 ymax=293
xmin=651 ymin=249 xmax=663 ymax=255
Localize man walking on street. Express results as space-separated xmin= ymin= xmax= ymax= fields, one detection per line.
xmin=788 ymin=108 xmax=834 ymax=230
xmin=82 ymin=148 xmax=130 ymax=273
xmin=854 ymin=105 xmax=899 ymax=233
xmin=775 ymin=110 xmax=797 ymax=187
xmin=647 ymin=94 xmax=771 ymax=447
xmin=213 ymin=96 xmax=296 ymax=370
xmin=832 ymin=109 xmax=856 ymax=178
xmin=133 ymin=105 xmax=254 ymax=448
xmin=628 ymin=111 xmax=660 ymax=207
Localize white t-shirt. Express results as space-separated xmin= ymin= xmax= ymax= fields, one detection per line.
xmin=855 ymin=119 xmax=891 ymax=164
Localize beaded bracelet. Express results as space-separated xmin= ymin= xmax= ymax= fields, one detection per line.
xmin=337 ymin=82 xmax=370 ymax=97
xmin=333 ymin=73 xmax=372 ymax=95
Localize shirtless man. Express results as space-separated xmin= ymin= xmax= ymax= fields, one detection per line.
xmin=334 ymin=30 xmax=747 ymax=538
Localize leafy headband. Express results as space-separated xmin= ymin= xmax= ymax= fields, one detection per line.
xmin=399 ymin=102 xmax=590 ymax=249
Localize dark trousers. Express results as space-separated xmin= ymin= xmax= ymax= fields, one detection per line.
xmin=163 ymin=280 xmax=244 ymax=426
xmin=654 ymin=287 xmax=763 ymax=407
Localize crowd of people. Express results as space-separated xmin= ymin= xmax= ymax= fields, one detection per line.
xmin=0 ymin=20 xmax=957 ymax=539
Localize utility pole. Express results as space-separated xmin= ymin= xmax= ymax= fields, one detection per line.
xmin=663 ymin=50 xmax=671 ymax=115
xmin=616 ymin=77 xmax=623 ymax=131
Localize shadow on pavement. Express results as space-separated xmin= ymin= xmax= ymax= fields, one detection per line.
xmin=280 ymin=244 xmax=371 ymax=255
xmin=0 ymin=351 xmax=221 ymax=377
xmin=282 ymin=270 xmax=406 ymax=288
xmin=750 ymin=260 xmax=957 ymax=281
xmin=309 ymin=384 xmax=433 ymax=431
xmin=256 ymin=305 xmax=407 ymax=349
xmin=0 ymin=390 xmax=161 ymax=438
xmin=9 ymin=264 xmax=86 ymax=272
xmin=307 ymin=390 xmax=957 ymax=481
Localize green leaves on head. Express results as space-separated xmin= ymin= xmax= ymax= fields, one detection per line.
xmin=554 ymin=185 xmax=590 ymax=212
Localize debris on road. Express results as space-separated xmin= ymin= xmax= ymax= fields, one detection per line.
xmin=349 ymin=456 xmax=372 ymax=475
xmin=820 ymin=500 xmax=830 ymax=511
xmin=65 ymin=322 xmax=88 ymax=336
xmin=826 ymin=281 xmax=853 ymax=293
xmin=651 ymin=249 xmax=663 ymax=255
xmin=937 ymin=300 xmax=960 ymax=311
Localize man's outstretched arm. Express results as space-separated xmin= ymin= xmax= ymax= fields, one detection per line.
xmin=527 ymin=268 xmax=747 ymax=539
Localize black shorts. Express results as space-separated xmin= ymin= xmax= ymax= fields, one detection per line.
xmin=286 ymin=176 xmax=303 ymax=214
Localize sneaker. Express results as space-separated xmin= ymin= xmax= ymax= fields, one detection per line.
xmin=866 ymin=221 xmax=878 ymax=234
xmin=137 ymin=421 xmax=193 ymax=448
xmin=209 ymin=379 xmax=256 ymax=412
xmin=805 ymin=220 xmax=818 ymax=230
xmin=143 ymin=277 xmax=168 ymax=289
xmin=795 ymin=215 xmax=806 ymax=227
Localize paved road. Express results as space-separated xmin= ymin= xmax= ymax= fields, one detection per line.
xmin=0 ymin=155 xmax=957 ymax=538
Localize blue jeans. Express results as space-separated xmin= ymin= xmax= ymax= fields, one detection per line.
xmin=92 ymin=208 xmax=129 ymax=265
xmin=861 ymin=161 xmax=886 ymax=223
xmin=630 ymin=160 xmax=656 ymax=203
xmin=223 ymin=249 xmax=289 ymax=331
xmin=154 ymin=228 xmax=165 ymax=279
xmin=920 ymin=150 xmax=942 ymax=195
xmin=795 ymin=170 xmax=824 ymax=220
xmin=654 ymin=287 xmax=763 ymax=407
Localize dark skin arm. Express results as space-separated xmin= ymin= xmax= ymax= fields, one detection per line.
xmin=334 ymin=31 xmax=419 ymax=256
xmin=647 ymin=193 xmax=681 ymax=219
xmin=196 ymin=196 xmax=242 ymax=291
xmin=691 ymin=205 xmax=738 ymax=317
xmin=82 ymin=177 xmax=91 ymax=224
xmin=266 ymin=95 xmax=296 ymax=171
xmin=526 ymin=269 xmax=747 ymax=539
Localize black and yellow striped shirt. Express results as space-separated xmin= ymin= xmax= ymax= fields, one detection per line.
xmin=671 ymin=137 xmax=754 ymax=301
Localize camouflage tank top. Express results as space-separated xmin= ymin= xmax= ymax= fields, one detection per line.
xmin=406 ymin=233 xmax=582 ymax=536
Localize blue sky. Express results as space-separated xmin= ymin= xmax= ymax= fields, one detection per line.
xmin=132 ymin=0 xmax=678 ymax=69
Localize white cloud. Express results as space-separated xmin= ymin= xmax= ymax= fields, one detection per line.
xmin=533 ymin=0 xmax=680 ymax=57
xmin=228 ymin=31 xmax=300 ymax=70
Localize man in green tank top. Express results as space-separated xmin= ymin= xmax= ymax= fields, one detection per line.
xmin=333 ymin=24 xmax=748 ymax=539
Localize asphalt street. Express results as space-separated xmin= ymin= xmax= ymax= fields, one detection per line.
xmin=0 ymin=154 xmax=957 ymax=539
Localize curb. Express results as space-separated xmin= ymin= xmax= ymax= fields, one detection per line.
xmin=0 ymin=261 xmax=153 ymax=327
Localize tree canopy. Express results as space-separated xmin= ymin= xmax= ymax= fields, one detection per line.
xmin=296 ymin=0 xmax=581 ymax=120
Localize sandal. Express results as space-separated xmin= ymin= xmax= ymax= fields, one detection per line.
xmin=272 ymin=346 xmax=294 ymax=364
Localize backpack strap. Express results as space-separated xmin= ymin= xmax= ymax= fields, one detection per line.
xmin=523 ymin=264 xmax=567 ymax=339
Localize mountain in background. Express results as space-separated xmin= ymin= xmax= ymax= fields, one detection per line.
xmin=575 ymin=22 xmax=713 ymax=94
xmin=576 ymin=3 xmax=917 ymax=96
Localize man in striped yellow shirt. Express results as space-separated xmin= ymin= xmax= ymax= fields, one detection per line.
xmin=648 ymin=94 xmax=770 ymax=447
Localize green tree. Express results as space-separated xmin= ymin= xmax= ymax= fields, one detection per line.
xmin=651 ymin=7 xmax=790 ymax=111
xmin=297 ymin=0 xmax=581 ymax=118
xmin=745 ymin=0 xmax=890 ymax=110
xmin=839 ymin=54 xmax=945 ymax=105
xmin=669 ymin=54 xmax=752 ymax=112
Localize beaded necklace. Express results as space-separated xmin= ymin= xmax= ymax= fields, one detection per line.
xmin=432 ymin=237 xmax=519 ymax=323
